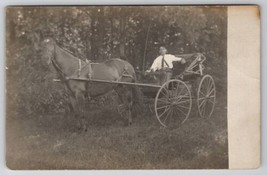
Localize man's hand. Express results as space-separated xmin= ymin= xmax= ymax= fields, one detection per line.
xmin=181 ymin=58 xmax=186 ymax=64
xmin=145 ymin=69 xmax=154 ymax=76
xmin=144 ymin=69 xmax=150 ymax=76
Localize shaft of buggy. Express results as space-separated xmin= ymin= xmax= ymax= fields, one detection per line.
xmin=53 ymin=77 xmax=162 ymax=88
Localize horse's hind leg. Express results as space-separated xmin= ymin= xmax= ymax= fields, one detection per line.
xmin=76 ymin=93 xmax=88 ymax=132
xmin=116 ymin=85 xmax=133 ymax=126
xmin=127 ymin=89 xmax=134 ymax=126
xmin=65 ymin=101 xmax=74 ymax=119
xmin=70 ymin=96 xmax=81 ymax=130
xmin=128 ymin=100 xmax=133 ymax=126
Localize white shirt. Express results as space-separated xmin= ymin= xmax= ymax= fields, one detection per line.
xmin=149 ymin=54 xmax=182 ymax=71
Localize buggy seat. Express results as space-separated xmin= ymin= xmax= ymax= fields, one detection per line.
xmin=172 ymin=53 xmax=206 ymax=80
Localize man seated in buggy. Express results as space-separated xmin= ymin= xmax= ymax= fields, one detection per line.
xmin=146 ymin=46 xmax=186 ymax=85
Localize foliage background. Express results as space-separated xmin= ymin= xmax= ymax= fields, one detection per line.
xmin=6 ymin=6 xmax=227 ymax=115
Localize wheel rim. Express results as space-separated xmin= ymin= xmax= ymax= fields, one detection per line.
xmin=197 ymin=75 xmax=216 ymax=118
xmin=155 ymin=80 xmax=192 ymax=127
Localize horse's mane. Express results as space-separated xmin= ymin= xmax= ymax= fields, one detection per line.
xmin=54 ymin=41 xmax=85 ymax=63
xmin=61 ymin=47 xmax=78 ymax=58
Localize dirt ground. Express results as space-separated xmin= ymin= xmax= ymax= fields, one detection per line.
xmin=6 ymin=94 xmax=228 ymax=170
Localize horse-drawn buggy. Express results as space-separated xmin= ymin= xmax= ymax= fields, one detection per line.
xmin=137 ymin=53 xmax=216 ymax=127
xmin=44 ymin=38 xmax=216 ymax=129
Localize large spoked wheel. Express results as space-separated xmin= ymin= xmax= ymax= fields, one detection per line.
xmin=155 ymin=80 xmax=192 ymax=127
xmin=197 ymin=75 xmax=216 ymax=118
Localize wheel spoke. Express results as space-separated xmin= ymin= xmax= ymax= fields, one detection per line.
xmin=206 ymin=78 xmax=211 ymax=93
xmin=160 ymin=87 xmax=169 ymax=97
xmin=198 ymin=97 xmax=207 ymax=101
xmin=198 ymin=95 xmax=215 ymax=101
xmin=204 ymin=80 xmax=209 ymax=95
xmin=171 ymin=81 xmax=174 ymax=90
xmin=176 ymin=106 xmax=187 ymax=116
xmin=199 ymin=90 xmax=206 ymax=97
xmin=201 ymin=101 xmax=207 ymax=117
xmin=175 ymin=99 xmax=191 ymax=105
xmin=158 ymin=98 xmax=170 ymax=104
xmin=207 ymin=79 xmax=214 ymax=93
xmin=199 ymin=99 xmax=206 ymax=108
xmin=207 ymin=98 xmax=215 ymax=104
xmin=157 ymin=104 xmax=171 ymax=110
xmin=202 ymin=105 xmax=206 ymax=117
xmin=201 ymin=100 xmax=207 ymax=113
xmin=163 ymin=108 xmax=172 ymax=123
xmin=207 ymin=95 xmax=215 ymax=98
xmin=177 ymin=85 xmax=185 ymax=97
xmin=175 ymin=104 xmax=190 ymax=110
xmin=173 ymin=108 xmax=185 ymax=123
xmin=176 ymin=96 xmax=190 ymax=104
xmin=171 ymin=95 xmax=190 ymax=103
xmin=175 ymin=81 xmax=181 ymax=94
xmin=172 ymin=107 xmax=177 ymax=117
xmin=205 ymin=98 xmax=215 ymax=117
xmin=174 ymin=108 xmax=182 ymax=121
xmin=206 ymin=101 xmax=212 ymax=116
xmin=207 ymin=87 xmax=215 ymax=96
xmin=168 ymin=108 xmax=174 ymax=124
xmin=158 ymin=106 xmax=170 ymax=118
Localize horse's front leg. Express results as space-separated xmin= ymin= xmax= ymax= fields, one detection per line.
xmin=64 ymin=86 xmax=74 ymax=119
xmin=65 ymin=101 xmax=74 ymax=119
xmin=70 ymin=93 xmax=87 ymax=132
xmin=69 ymin=96 xmax=81 ymax=130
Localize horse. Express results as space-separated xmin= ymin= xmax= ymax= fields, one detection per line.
xmin=42 ymin=38 xmax=142 ymax=132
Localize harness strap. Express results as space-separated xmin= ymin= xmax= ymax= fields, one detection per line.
xmin=161 ymin=55 xmax=169 ymax=68
xmin=78 ymin=59 xmax=82 ymax=77
xmin=117 ymin=65 xmax=134 ymax=82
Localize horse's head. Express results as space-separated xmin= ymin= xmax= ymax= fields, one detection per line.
xmin=41 ymin=37 xmax=56 ymax=65
xmin=41 ymin=37 xmax=62 ymax=79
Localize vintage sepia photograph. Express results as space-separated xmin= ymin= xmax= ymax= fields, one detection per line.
xmin=6 ymin=6 xmax=228 ymax=169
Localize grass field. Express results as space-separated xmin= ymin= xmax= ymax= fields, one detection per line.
xmin=6 ymin=92 xmax=228 ymax=170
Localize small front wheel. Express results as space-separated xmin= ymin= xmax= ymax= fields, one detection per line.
xmin=197 ymin=74 xmax=216 ymax=118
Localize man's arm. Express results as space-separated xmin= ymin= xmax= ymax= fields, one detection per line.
xmin=148 ymin=57 xmax=160 ymax=72
xmin=172 ymin=55 xmax=186 ymax=64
